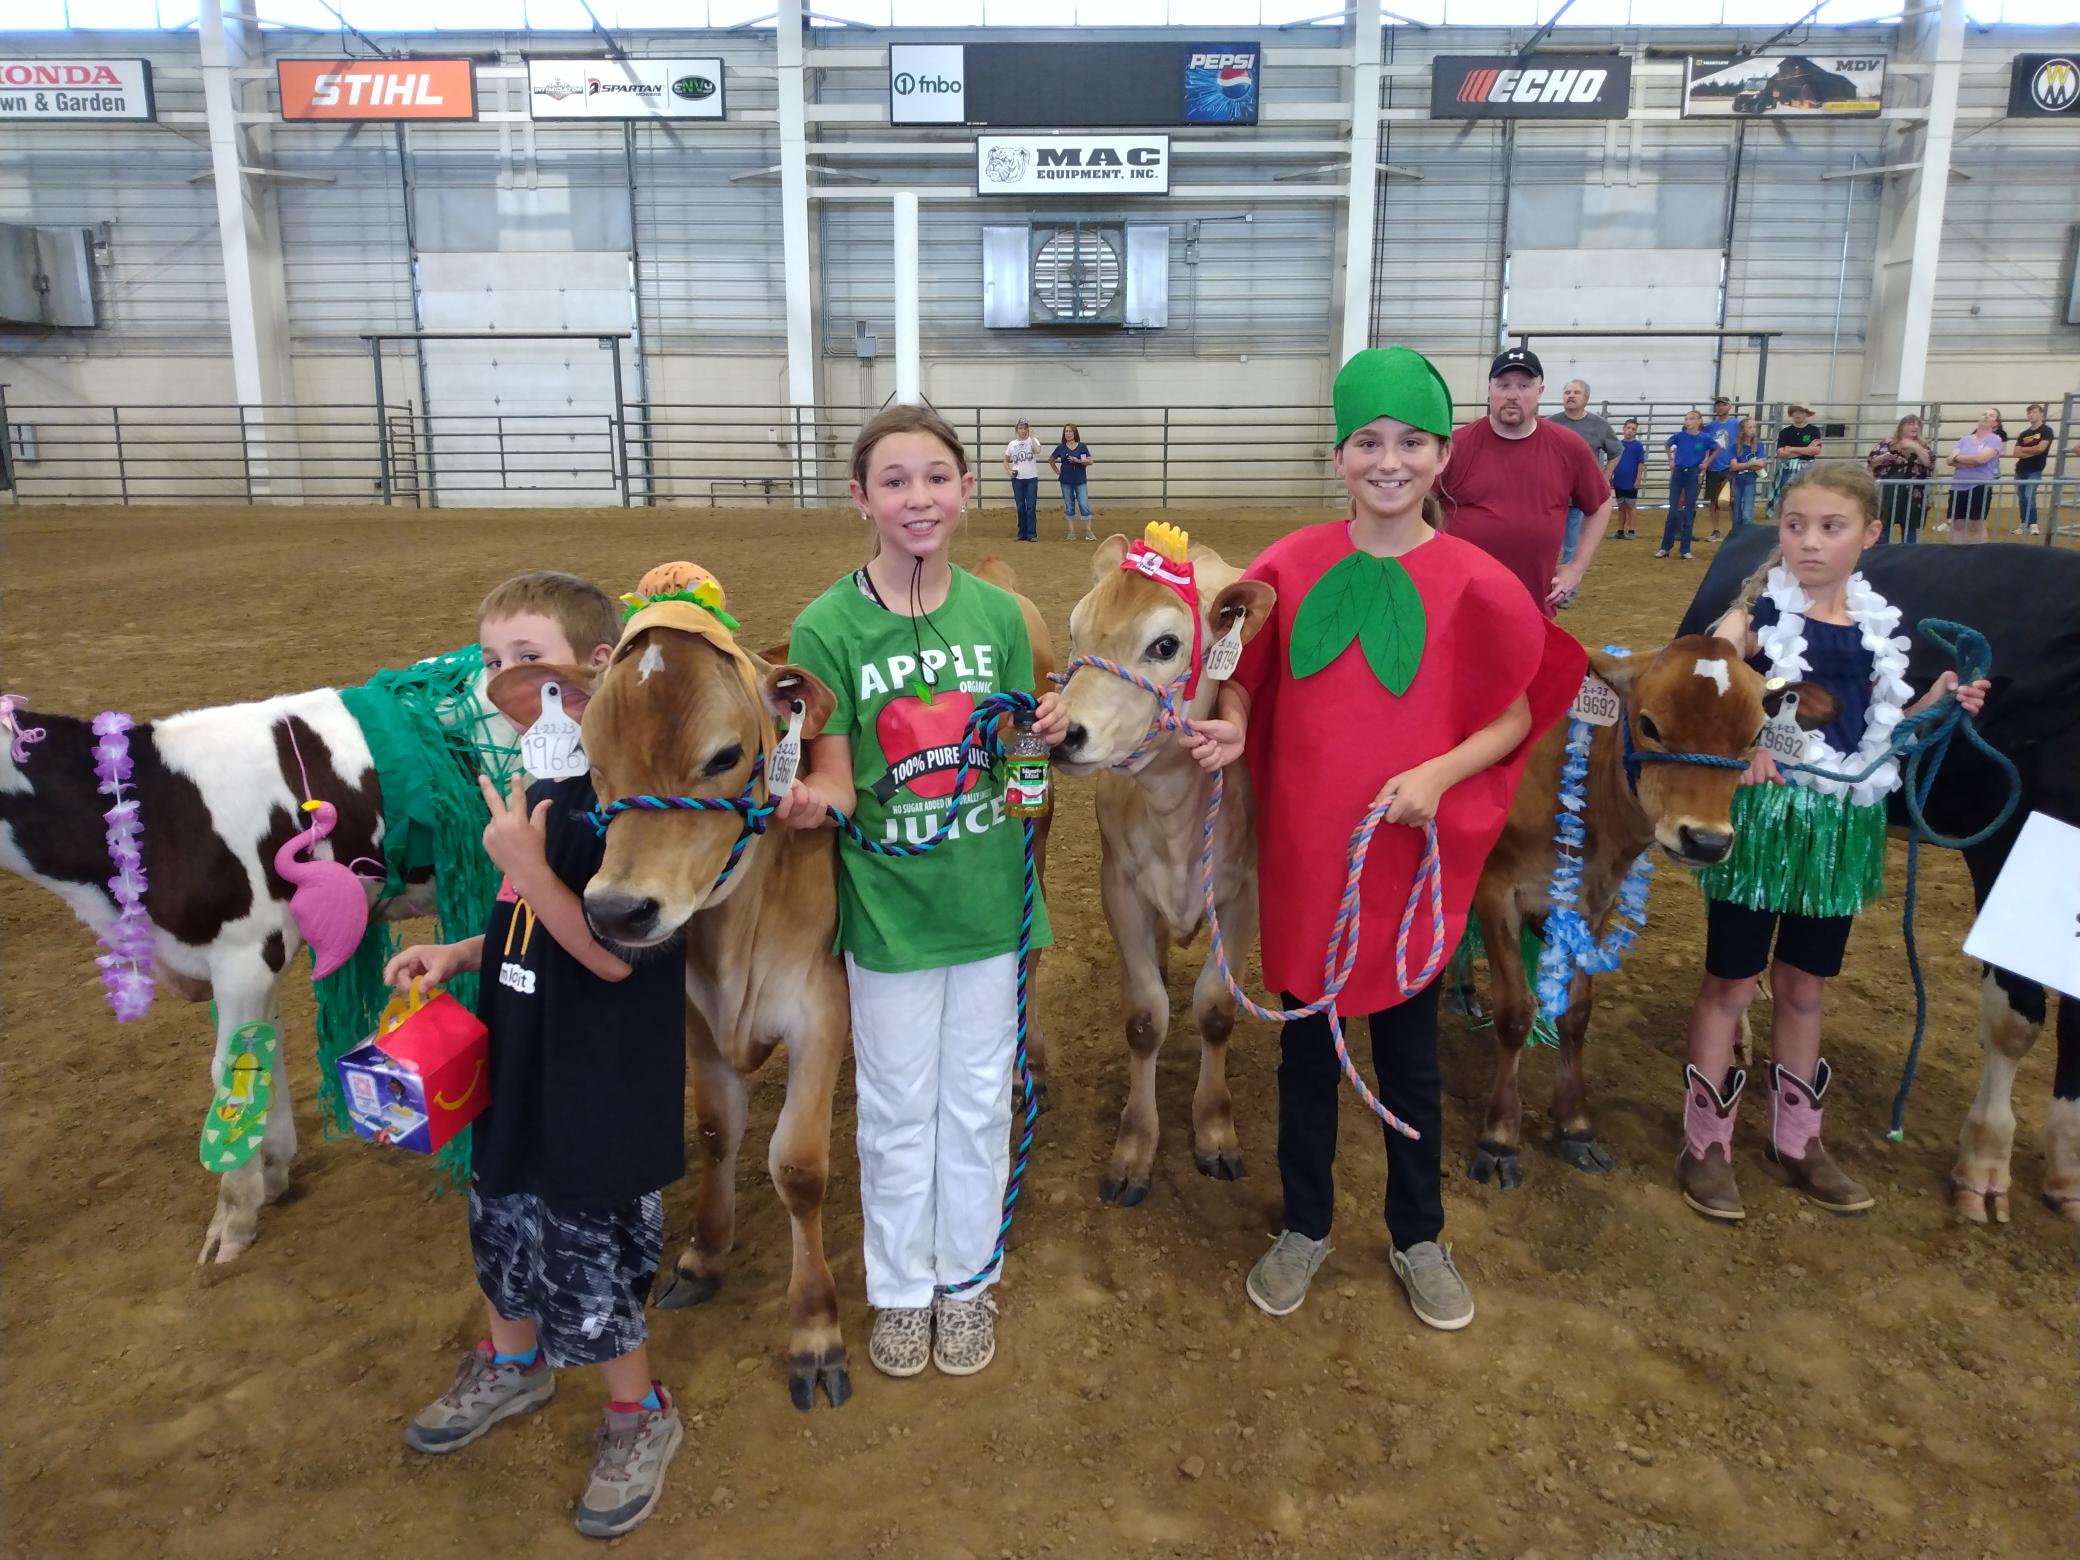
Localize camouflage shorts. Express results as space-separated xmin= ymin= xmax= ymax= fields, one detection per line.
xmin=468 ymin=1189 xmax=663 ymax=1368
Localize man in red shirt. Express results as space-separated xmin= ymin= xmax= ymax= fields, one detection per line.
xmin=1436 ymin=348 xmax=1613 ymax=616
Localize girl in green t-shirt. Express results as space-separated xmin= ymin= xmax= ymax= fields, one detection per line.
xmin=775 ymin=405 xmax=1059 ymax=1383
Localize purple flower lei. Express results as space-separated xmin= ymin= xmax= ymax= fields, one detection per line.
xmin=91 ymin=712 xmax=156 ymax=1021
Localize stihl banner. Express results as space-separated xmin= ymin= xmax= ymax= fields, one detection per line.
xmin=0 ymin=59 xmax=155 ymax=122
xmin=1430 ymin=55 xmax=1631 ymax=120
xmin=277 ymin=59 xmax=478 ymax=122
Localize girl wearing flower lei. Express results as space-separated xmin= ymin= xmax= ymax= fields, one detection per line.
xmin=1678 ymin=463 xmax=1990 ymax=1222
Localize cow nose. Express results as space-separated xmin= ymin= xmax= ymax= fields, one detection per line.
xmin=585 ymin=888 xmax=661 ymax=941
xmin=1062 ymin=722 xmax=1089 ymax=756
xmin=1679 ymin=824 xmax=1732 ymax=864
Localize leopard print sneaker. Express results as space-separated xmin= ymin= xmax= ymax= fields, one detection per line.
xmin=931 ymin=1292 xmax=997 ymax=1376
xmin=868 ymin=1306 xmax=932 ymax=1378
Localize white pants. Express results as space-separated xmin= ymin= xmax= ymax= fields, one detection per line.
xmin=846 ymin=951 xmax=1017 ymax=1309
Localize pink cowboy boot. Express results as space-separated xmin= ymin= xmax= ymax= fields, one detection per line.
xmin=1677 ymin=1064 xmax=1746 ymax=1222
xmin=1766 ymin=1059 xmax=1874 ymax=1214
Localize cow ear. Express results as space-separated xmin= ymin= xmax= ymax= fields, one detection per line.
xmin=757 ymin=638 xmax=792 ymax=664
xmin=487 ymin=663 xmax=596 ymax=730
xmin=1209 ymin=579 xmax=1277 ymax=646
xmin=1091 ymin=534 xmax=1130 ymax=581
xmin=761 ymin=662 xmax=837 ymax=741
xmin=1770 ymin=680 xmax=1841 ymax=731
xmin=1585 ymin=647 xmax=1638 ymax=699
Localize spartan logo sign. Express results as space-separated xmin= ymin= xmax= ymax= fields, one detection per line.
xmin=2032 ymin=57 xmax=2078 ymax=113
xmin=983 ymin=144 xmax=1029 ymax=186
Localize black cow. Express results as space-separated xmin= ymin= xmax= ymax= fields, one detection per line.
xmin=1681 ymin=528 xmax=2080 ymax=1226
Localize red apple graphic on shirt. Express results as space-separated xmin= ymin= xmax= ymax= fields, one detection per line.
xmin=872 ymin=688 xmax=980 ymax=803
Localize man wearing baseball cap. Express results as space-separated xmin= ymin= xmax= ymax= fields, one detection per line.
xmin=1434 ymin=347 xmax=1613 ymax=617
xmin=1772 ymin=401 xmax=1824 ymax=515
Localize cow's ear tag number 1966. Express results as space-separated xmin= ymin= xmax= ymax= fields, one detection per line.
xmin=1759 ymin=691 xmax=1808 ymax=763
xmin=766 ymin=699 xmax=806 ymax=795
xmin=1203 ymin=612 xmax=1244 ymax=682
xmin=520 ymin=681 xmax=588 ymax=781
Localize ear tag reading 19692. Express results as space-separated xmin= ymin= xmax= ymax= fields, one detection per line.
xmin=766 ymin=699 xmax=806 ymax=794
xmin=519 ymin=681 xmax=588 ymax=781
xmin=1570 ymin=674 xmax=1622 ymax=727
xmin=1759 ymin=689 xmax=1808 ymax=763
xmin=1203 ymin=613 xmax=1244 ymax=682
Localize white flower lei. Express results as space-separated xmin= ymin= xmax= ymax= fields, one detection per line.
xmin=1753 ymin=565 xmax=1915 ymax=807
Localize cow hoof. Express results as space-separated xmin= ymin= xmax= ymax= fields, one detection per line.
xmin=1194 ymin=1151 xmax=1247 ymax=1182
xmin=1554 ymin=1131 xmax=1617 ymax=1174
xmin=787 ymin=1350 xmax=852 ymax=1412
xmin=653 ymin=1268 xmax=722 ymax=1310
xmin=1100 ymin=1172 xmax=1151 ymax=1208
xmin=2047 ymin=1194 xmax=2080 ymax=1226
xmin=1467 ymin=1143 xmax=1522 ymax=1190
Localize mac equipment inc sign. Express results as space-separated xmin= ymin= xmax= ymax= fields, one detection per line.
xmin=976 ymin=136 xmax=1170 ymax=197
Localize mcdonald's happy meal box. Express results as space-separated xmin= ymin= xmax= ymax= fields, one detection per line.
xmin=338 ymin=981 xmax=489 ymax=1154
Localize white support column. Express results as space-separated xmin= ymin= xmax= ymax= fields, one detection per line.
xmin=1338 ymin=0 xmax=1383 ymax=366
xmin=1864 ymin=0 xmax=1963 ymax=402
xmin=197 ymin=0 xmax=299 ymax=494
xmin=892 ymin=191 xmax=921 ymax=405
xmin=776 ymin=0 xmax=818 ymax=496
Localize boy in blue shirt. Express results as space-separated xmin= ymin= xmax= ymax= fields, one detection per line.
xmin=1610 ymin=418 xmax=1646 ymax=539
xmin=1661 ymin=410 xmax=1715 ymax=560
xmin=1702 ymin=395 xmax=1740 ymax=541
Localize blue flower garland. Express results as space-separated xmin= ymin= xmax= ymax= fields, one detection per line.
xmin=1534 ymin=663 xmax=1656 ymax=1022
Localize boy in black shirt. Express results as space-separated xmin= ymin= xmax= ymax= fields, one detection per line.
xmin=2014 ymin=402 xmax=2053 ymax=535
xmin=386 ymin=571 xmax=688 ymax=1540
xmin=1770 ymin=401 xmax=1825 ymax=515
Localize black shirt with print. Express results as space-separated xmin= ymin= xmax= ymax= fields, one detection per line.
xmin=2013 ymin=424 xmax=2053 ymax=477
xmin=472 ymin=775 xmax=686 ymax=1210
xmin=1776 ymin=424 xmax=1823 ymax=456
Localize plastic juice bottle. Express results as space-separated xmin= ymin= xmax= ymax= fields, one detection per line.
xmin=1004 ymin=714 xmax=1051 ymax=819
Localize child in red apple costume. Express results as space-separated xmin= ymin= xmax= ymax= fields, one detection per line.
xmin=774 ymin=404 xmax=1058 ymax=1382
xmin=1184 ymin=347 xmax=1583 ymax=1333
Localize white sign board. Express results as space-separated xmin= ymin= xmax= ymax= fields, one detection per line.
xmin=1962 ymin=811 xmax=2080 ymax=1001
xmin=0 ymin=58 xmax=155 ymax=122
xmin=891 ymin=43 xmax=965 ymax=125
xmin=526 ymin=58 xmax=724 ymax=120
xmin=977 ymin=135 xmax=1171 ymax=197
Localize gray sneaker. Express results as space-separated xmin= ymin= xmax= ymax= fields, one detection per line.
xmin=1390 ymin=1241 xmax=1475 ymax=1331
xmin=574 ymin=1388 xmax=684 ymax=1539
xmin=1245 ymin=1229 xmax=1331 ymax=1317
xmin=931 ymin=1292 xmax=998 ymax=1376
xmin=404 ymin=1341 xmax=556 ymax=1455
xmin=869 ymin=1306 xmax=933 ymax=1378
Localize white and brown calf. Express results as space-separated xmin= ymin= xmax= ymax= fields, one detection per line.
xmin=0 ymin=689 xmax=458 ymax=1263
xmin=1050 ymin=536 xmax=1275 ymax=1206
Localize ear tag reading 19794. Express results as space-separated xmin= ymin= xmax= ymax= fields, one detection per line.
xmin=1203 ymin=613 xmax=1244 ymax=682
xmin=1570 ymin=674 xmax=1621 ymax=727
xmin=1759 ymin=689 xmax=1808 ymax=762
xmin=519 ymin=681 xmax=588 ymax=781
xmin=766 ymin=699 xmax=806 ymax=794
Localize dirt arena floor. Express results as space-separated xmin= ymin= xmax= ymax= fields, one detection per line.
xmin=3 ymin=501 xmax=2075 ymax=1560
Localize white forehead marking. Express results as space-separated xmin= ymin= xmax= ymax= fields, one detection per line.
xmin=638 ymin=644 xmax=666 ymax=684
xmin=1693 ymin=657 xmax=1730 ymax=696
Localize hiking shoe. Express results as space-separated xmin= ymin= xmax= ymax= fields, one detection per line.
xmin=1390 ymin=1241 xmax=1475 ymax=1332
xmin=868 ymin=1306 xmax=933 ymax=1378
xmin=931 ymin=1292 xmax=998 ymax=1376
xmin=404 ymin=1341 xmax=555 ymax=1455
xmin=1245 ymin=1229 xmax=1331 ymax=1317
xmin=574 ymin=1387 xmax=683 ymax=1539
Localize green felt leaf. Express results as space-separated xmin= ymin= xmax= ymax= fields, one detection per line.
xmin=1289 ymin=552 xmax=1428 ymax=693
xmin=1357 ymin=556 xmax=1426 ymax=695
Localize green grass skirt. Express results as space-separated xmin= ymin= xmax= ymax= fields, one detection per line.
xmin=1693 ymin=782 xmax=1886 ymax=918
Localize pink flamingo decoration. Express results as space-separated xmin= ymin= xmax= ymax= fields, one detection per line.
xmin=274 ymin=800 xmax=370 ymax=979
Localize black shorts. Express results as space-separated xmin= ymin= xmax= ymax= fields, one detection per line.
xmin=1613 ymin=486 xmax=1639 ymax=502
xmin=1947 ymin=483 xmax=1992 ymax=523
xmin=1704 ymin=898 xmax=1854 ymax=981
xmin=469 ymin=1188 xmax=663 ymax=1367
xmin=1705 ymin=469 xmax=1731 ymax=503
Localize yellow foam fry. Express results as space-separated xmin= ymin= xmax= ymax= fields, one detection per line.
xmin=1141 ymin=521 xmax=1190 ymax=564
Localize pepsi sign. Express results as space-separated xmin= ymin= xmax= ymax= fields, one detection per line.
xmin=1184 ymin=45 xmax=1260 ymax=125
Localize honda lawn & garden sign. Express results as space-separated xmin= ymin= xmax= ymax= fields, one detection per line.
xmin=0 ymin=58 xmax=154 ymax=122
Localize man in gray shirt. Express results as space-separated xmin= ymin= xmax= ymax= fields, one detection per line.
xmin=1552 ymin=378 xmax=1623 ymax=578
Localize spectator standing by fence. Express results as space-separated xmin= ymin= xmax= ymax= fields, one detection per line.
xmin=1944 ymin=408 xmax=2005 ymax=544
xmin=2013 ymin=404 xmax=2052 ymax=537
xmin=1004 ymin=419 xmax=1040 ymax=542
xmin=1660 ymin=409 xmax=1714 ymax=560
xmin=1552 ymin=378 xmax=1623 ymax=567
xmin=1771 ymin=402 xmax=1824 ymax=514
xmin=1609 ymin=418 xmax=1646 ymax=540
xmin=1049 ymin=424 xmax=1095 ymax=541
xmin=1867 ymin=415 xmax=1933 ymax=544
xmin=1702 ymin=396 xmax=1741 ymax=541
xmin=1730 ymin=417 xmax=1767 ymax=530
